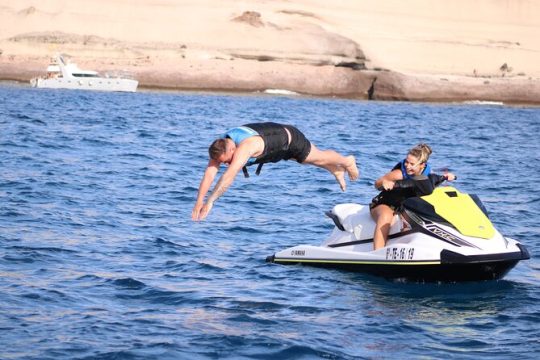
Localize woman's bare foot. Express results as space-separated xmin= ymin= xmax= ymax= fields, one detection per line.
xmin=345 ymin=155 xmax=359 ymax=181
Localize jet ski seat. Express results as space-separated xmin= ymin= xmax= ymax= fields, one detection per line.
xmin=326 ymin=203 xmax=401 ymax=241
xmin=326 ymin=203 xmax=364 ymax=232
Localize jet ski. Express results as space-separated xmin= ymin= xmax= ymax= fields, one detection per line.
xmin=266 ymin=183 xmax=530 ymax=282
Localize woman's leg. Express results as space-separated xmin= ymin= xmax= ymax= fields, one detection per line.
xmin=371 ymin=205 xmax=394 ymax=250
xmin=302 ymin=143 xmax=359 ymax=191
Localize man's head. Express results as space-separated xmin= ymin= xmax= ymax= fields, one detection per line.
xmin=209 ymin=138 xmax=235 ymax=165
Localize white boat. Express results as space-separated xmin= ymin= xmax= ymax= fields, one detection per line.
xmin=30 ymin=54 xmax=138 ymax=92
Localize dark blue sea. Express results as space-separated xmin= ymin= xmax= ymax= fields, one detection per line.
xmin=1 ymin=83 xmax=539 ymax=359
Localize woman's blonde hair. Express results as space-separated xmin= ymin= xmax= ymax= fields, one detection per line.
xmin=408 ymin=143 xmax=432 ymax=164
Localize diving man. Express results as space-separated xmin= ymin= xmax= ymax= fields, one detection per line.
xmin=192 ymin=122 xmax=359 ymax=221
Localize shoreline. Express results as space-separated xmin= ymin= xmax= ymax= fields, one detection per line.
xmin=3 ymin=78 xmax=538 ymax=108
xmin=2 ymin=58 xmax=539 ymax=106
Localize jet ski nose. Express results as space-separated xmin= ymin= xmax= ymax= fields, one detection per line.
xmin=517 ymin=243 xmax=531 ymax=260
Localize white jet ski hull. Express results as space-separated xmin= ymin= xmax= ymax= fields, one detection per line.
xmin=267 ymin=188 xmax=530 ymax=282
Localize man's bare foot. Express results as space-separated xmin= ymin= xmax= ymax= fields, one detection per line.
xmin=345 ymin=155 xmax=359 ymax=181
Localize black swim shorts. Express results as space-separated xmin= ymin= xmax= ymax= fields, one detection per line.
xmin=283 ymin=125 xmax=311 ymax=163
xmin=369 ymin=192 xmax=400 ymax=212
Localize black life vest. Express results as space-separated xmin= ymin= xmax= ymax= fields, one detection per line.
xmin=241 ymin=122 xmax=290 ymax=177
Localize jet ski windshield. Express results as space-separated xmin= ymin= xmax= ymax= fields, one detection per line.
xmin=403 ymin=187 xmax=496 ymax=239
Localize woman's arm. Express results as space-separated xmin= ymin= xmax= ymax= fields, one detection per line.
xmin=392 ymin=172 xmax=458 ymax=197
xmin=374 ymin=169 xmax=403 ymax=191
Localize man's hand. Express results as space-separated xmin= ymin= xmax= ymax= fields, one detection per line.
xmin=198 ymin=201 xmax=214 ymax=221
xmin=192 ymin=159 xmax=221 ymax=221
xmin=192 ymin=201 xmax=204 ymax=221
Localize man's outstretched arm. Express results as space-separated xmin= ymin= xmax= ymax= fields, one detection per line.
xmin=192 ymin=159 xmax=220 ymax=220
xmin=197 ymin=144 xmax=254 ymax=220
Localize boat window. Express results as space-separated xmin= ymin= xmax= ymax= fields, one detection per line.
xmin=73 ymin=74 xmax=99 ymax=78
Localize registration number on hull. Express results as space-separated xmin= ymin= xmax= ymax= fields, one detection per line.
xmin=386 ymin=247 xmax=415 ymax=260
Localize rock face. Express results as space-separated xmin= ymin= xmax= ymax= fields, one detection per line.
xmin=232 ymin=11 xmax=265 ymax=27
xmin=367 ymin=71 xmax=540 ymax=104
xmin=227 ymin=11 xmax=366 ymax=69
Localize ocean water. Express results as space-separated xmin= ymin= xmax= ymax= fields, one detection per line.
xmin=0 ymin=83 xmax=539 ymax=359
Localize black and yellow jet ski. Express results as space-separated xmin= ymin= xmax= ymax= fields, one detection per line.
xmin=266 ymin=186 xmax=530 ymax=282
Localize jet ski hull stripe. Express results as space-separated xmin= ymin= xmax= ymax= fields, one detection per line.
xmin=326 ymin=224 xmax=478 ymax=249
xmin=272 ymin=250 xmax=526 ymax=266
xmin=327 ymin=229 xmax=415 ymax=248
xmin=267 ymin=256 xmax=522 ymax=282
xmin=327 ymin=222 xmax=482 ymax=250
xmin=418 ymin=224 xmax=481 ymax=249
xmin=273 ymin=258 xmax=441 ymax=265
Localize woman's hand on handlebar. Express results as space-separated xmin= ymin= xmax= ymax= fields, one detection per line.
xmin=381 ymin=179 xmax=395 ymax=190
xmin=445 ymin=172 xmax=457 ymax=181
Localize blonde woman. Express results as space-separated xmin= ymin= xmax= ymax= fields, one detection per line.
xmin=370 ymin=144 xmax=456 ymax=250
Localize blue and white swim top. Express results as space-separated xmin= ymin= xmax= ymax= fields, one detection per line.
xmin=223 ymin=126 xmax=259 ymax=165
xmin=394 ymin=159 xmax=431 ymax=179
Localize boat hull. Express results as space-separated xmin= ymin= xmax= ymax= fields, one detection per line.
xmin=267 ymin=256 xmax=522 ymax=282
xmin=267 ymin=245 xmax=529 ymax=282
xmin=30 ymin=77 xmax=138 ymax=92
